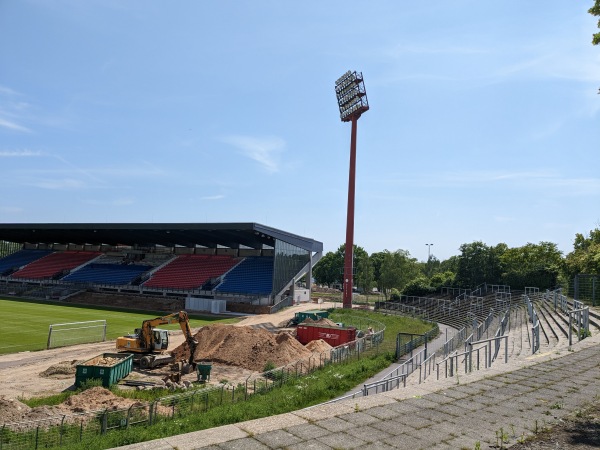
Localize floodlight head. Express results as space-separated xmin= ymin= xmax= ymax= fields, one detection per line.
xmin=335 ymin=70 xmax=369 ymax=122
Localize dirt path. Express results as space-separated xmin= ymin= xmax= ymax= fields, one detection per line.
xmin=0 ymin=302 xmax=334 ymax=400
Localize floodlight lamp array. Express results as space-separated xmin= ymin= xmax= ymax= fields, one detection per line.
xmin=335 ymin=70 xmax=369 ymax=122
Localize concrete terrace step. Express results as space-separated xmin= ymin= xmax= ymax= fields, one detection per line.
xmin=118 ymin=326 xmax=600 ymax=450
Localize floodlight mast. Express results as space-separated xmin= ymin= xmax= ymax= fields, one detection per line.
xmin=335 ymin=70 xmax=369 ymax=309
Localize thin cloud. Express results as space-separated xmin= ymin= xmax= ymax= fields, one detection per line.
xmin=220 ymin=135 xmax=284 ymax=173
xmin=28 ymin=178 xmax=86 ymax=190
xmin=0 ymin=85 xmax=20 ymax=96
xmin=201 ymin=195 xmax=225 ymax=201
xmin=0 ymin=150 xmax=42 ymax=157
xmin=0 ymin=118 xmax=31 ymax=133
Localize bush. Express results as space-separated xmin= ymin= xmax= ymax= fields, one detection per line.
xmin=402 ymin=276 xmax=435 ymax=297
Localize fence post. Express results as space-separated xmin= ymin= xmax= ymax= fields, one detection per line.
xmin=59 ymin=415 xmax=66 ymax=446
xmin=569 ymin=314 xmax=573 ymax=346
xmin=149 ymin=402 xmax=155 ymax=425
xmin=101 ymin=409 xmax=108 ymax=434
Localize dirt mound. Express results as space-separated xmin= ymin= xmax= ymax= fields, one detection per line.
xmin=171 ymin=324 xmax=312 ymax=372
xmin=303 ymin=317 xmax=339 ymax=327
xmin=57 ymin=387 xmax=142 ymax=413
xmin=305 ymin=339 xmax=332 ymax=353
xmin=0 ymin=397 xmax=32 ymax=424
xmin=1 ymin=388 xmax=147 ymax=427
xmin=39 ymin=360 xmax=79 ymax=378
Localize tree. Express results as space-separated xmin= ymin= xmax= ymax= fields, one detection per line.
xmin=313 ymin=243 xmax=371 ymax=291
xmin=455 ymin=241 xmax=504 ymax=288
xmin=500 ymin=242 xmax=563 ymax=290
xmin=378 ymin=249 xmax=420 ymax=298
xmin=564 ymin=228 xmax=600 ymax=278
xmin=355 ymin=251 xmax=374 ymax=294
xmin=590 ymin=0 xmax=600 ymax=45
xmin=370 ymin=251 xmax=386 ymax=292
xmin=430 ymin=271 xmax=456 ymax=289
xmin=312 ymin=252 xmax=340 ymax=287
xmin=439 ymin=255 xmax=459 ymax=274
xmin=423 ymin=255 xmax=441 ymax=278
xmin=403 ymin=275 xmax=435 ymax=297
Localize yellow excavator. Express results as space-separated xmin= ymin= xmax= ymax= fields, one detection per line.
xmin=116 ymin=311 xmax=198 ymax=370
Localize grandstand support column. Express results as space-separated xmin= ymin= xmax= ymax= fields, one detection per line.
xmin=343 ymin=115 xmax=358 ymax=309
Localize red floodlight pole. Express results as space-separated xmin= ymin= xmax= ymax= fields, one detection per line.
xmin=335 ymin=70 xmax=369 ymax=309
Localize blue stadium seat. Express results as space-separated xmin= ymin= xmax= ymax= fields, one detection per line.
xmin=216 ymin=257 xmax=274 ymax=295
xmin=62 ymin=263 xmax=152 ymax=285
xmin=0 ymin=250 xmax=53 ymax=276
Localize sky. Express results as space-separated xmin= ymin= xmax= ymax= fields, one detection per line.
xmin=1 ymin=1 xmax=599 ymax=262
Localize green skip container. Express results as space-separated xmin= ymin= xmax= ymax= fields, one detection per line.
xmin=75 ymin=353 xmax=133 ymax=388
xmin=294 ymin=310 xmax=329 ymax=324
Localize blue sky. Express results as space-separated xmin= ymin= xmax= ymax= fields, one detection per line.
xmin=1 ymin=1 xmax=599 ymax=261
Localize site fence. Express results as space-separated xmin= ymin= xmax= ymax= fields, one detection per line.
xmin=395 ymin=326 xmax=439 ymax=360
xmin=571 ymin=274 xmax=598 ymax=307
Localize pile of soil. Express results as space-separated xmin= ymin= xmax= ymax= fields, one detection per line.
xmin=57 ymin=387 xmax=142 ymax=413
xmin=1 ymin=388 xmax=148 ymax=427
xmin=305 ymin=339 xmax=332 ymax=353
xmin=303 ymin=317 xmax=340 ymax=327
xmin=39 ymin=360 xmax=79 ymax=378
xmin=0 ymin=397 xmax=32 ymax=424
xmin=172 ymin=324 xmax=313 ymax=372
xmin=81 ymin=356 xmax=121 ymax=367
xmin=0 ymin=397 xmax=70 ymax=425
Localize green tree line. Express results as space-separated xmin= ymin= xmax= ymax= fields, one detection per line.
xmin=312 ymin=227 xmax=600 ymax=296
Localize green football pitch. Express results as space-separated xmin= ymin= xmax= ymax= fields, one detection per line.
xmin=0 ymin=298 xmax=240 ymax=355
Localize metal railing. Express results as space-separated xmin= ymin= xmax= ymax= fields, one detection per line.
xmin=568 ymin=306 xmax=590 ymax=346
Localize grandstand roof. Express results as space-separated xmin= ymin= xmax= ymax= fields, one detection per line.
xmin=0 ymin=223 xmax=323 ymax=252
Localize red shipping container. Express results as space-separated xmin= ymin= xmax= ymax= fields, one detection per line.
xmin=296 ymin=324 xmax=356 ymax=347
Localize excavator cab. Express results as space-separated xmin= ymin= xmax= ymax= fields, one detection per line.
xmin=153 ymin=329 xmax=169 ymax=351
xmin=116 ymin=311 xmax=198 ymax=370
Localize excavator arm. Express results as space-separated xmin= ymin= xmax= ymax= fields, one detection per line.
xmin=140 ymin=311 xmax=198 ymax=363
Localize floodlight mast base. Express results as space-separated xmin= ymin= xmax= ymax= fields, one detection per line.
xmin=342 ymin=114 xmax=358 ymax=309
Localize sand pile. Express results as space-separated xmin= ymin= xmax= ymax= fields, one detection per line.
xmin=58 ymin=387 xmax=143 ymax=413
xmin=172 ymin=324 xmax=313 ymax=372
xmin=0 ymin=388 xmax=149 ymax=427
xmin=0 ymin=397 xmax=32 ymax=424
xmin=0 ymin=397 xmax=69 ymax=425
xmin=305 ymin=339 xmax=333 ymax=353
xmin=303 ymin=317 xmax=340 ymax=327
xmin=39 ymin=360 xmax=79 ymax=378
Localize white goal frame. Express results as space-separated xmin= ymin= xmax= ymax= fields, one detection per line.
xmin=47 ymin=320 xmax=107 ymax=349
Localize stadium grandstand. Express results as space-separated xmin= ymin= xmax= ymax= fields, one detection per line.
xmin=0 ymin=223 xmax=323 ymax=314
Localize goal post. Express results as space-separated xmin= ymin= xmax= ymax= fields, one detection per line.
xmin=47 ymin=320 xmax=107 ymax=349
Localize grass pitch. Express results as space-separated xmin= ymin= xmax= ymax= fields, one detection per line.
xmin=0 ymin=297 xmax=240 ymax=355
